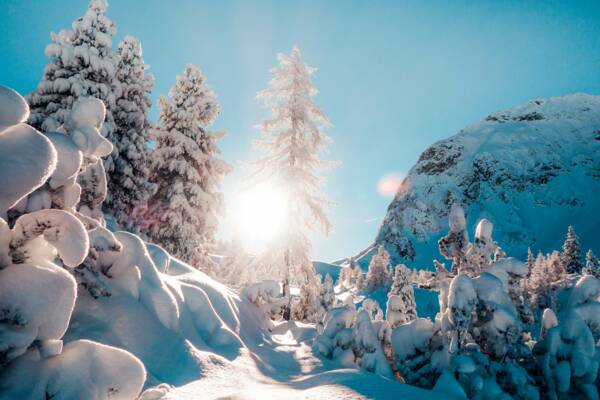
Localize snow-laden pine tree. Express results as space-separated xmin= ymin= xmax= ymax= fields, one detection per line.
xmin=27 ymin=0 xmax=118 ymax=138
xmin=529 ymin=253 xmax=557 ymax=312
xmin=366 ymin=245 xmax=391 ymax=290
xmin=104 ymin=35 xmax=156 ymax=231
xmin=583 ymin=249 xmax=600 ymax=279
xmin=252 ymin=47 xmax=334 ymax=319
xmin=145 ymin=64 xmax=230 ymax=269
xmin=26 ymin=0 xmax=118 ymax=221
xmin=354 ymin=266 xmax=365 ymax=290
xmin=562 ymin=225 xmax=582 ymax=274
xmin=320 ymin=273 xmax=336 ymax=311
xmin=387 ymin=265 xmax=417 ymax=327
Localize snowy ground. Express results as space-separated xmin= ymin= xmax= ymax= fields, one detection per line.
xmin=168 ymin=320 xmax=450 ymax=400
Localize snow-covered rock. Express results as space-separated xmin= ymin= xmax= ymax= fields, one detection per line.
xmin=365 ymin=94 xmax=600 ymax=266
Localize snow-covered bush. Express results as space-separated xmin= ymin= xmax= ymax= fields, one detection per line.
xmin=532 ymin=309 xmax=599 ymax=399
xmin=313 ymin=306 xmax=356 ymax=365
xmin=352 ymin=310 xmax=394 ymax=378
xmin=243 ymin=280 xmax=287 ymax=322
xmin=391 ymin=317 xmax=444 ymax=387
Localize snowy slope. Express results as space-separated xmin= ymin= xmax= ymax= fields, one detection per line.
xmin=365 ymin=93 xmax=600 ymax=267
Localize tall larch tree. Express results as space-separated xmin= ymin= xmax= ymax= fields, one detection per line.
xmin=145 ymin=64 xmax=230 ymax=270
xmin=253 ymin=47 xmax=335 ymax=319
xmin=562 ymin=225 xmax=582 ymax=274
xmin=105 ymin=35 xmax=156 ymax=231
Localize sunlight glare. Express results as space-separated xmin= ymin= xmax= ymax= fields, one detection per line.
xmin=232 ymin=184 xmax=288 ymax=254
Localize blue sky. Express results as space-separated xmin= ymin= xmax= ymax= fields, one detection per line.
xmin=2 ymin=0 xmax=600 ymax=261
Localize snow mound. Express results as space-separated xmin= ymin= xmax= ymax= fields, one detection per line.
xmin=0 ymin=123 xmax=57 ymax=216
xmin=0 ymin=339 xmax=146 ymax=400
xmin=0 ymin=86 xmax=29 ymax=130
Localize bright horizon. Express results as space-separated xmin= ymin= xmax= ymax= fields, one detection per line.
xmin=2 ymin=0 xmax=600 ymax=261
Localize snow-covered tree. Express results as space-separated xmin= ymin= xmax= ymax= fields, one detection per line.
xmin=354 ymin=265 xmax=365 ymax=290
xmin=251 ymin=47 xmax=334 ymax=318
xmin=583 ymin=249 xmax=600 ymax=279
xmin=365 ymin=245 xmax=391 ymax=290
xmin=27 ymin=0 xmax=118 ymax=138
xmin=526 ymin=247 xmax=534 ymax=273
xmin=320 ymin=273 xmax=336 ymax=311
xmin=438 ymin=204 xmax=469 ymax=274
xmin=292 ymin=272 xmax=322 ymax=322
xmin=144 ymin=64 xmax=230 ymax=270
xmin=465 ymin=218 xmax=498 ymax=275
xmin=562 ymin=225 xmax=582 ymax=274
xmin=387 ymin=265 xmax=417 ymax=327
xmin=529 ymin=253 xmax=558 ymax=313
xmin=104 ymin=35 xmax=156 ymax=231
xmin=352 ymin=310 xmax=393 ymax=378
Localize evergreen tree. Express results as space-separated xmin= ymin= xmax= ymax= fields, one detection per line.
xmin=104 ymin=35 xmax=156 ymax=231
xmin=526 ymin=247 xmax=534 ymax=275
xmin=292 ymin=273 xmax=321 ymax=322
xmin=583 ymin=249 xmax=600 ymax=279
xmin=145 ymin=64 xmax=230 ymax=269
xmin=387 ymin=264 xmax=417 ymax=327
xmin=529 ymin=253 xmax=556 ymax=311
xmin=27 ymin=0 xmax=118 ymax=138
xmin=354 ymin=265 xmax=364 ymax=290
xmin=252 ymin=47 xmax=335 ymax=318
xmin=320 ymin=273 xmax=336 ymax=311
xmin=547 ymin=250 xmax=566 ymax=282
xmin=366 ymin=245 xmax=391 ymax=290
xmin=562 ymin=225 xmax=582 ymax=274
xmin=26 ymin=0 xmax=118 ymax=221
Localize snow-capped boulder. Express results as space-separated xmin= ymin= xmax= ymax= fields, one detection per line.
xmin=365 ymin=94 xmax=600 ymax=266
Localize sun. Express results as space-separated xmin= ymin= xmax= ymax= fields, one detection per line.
xmin=231 ymin=184 xmax=288 ymax=254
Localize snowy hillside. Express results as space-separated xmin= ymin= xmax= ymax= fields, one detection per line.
xmin=366 ymin=94 xmax=600 ymax=267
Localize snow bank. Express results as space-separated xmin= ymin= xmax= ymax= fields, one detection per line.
xmin=0 ymin=86 xmax=29 ymax=130
xmin=0 ymin=340 xmax=145 ymax=400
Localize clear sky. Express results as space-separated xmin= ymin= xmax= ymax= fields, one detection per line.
xmin=2 ymin=0 xmax=600 ymax=261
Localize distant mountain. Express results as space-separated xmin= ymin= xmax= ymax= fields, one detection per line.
xmin=359 ymin=93 xmax=600 ymax=267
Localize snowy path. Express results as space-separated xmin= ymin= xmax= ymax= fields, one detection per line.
xmin=167 ymin=321 xmax=450 ymax=400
